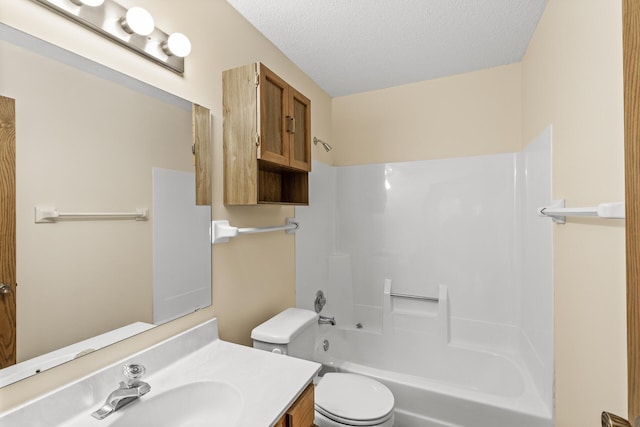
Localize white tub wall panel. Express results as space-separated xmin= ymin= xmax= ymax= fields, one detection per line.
xmin=518 ymin=328 xmax=549 ymax=418
xmin=391 ymin=310 xmax=440 ymax=335
xmin=302 ymin=153 xmax=540 ymax=347
xmin=384 ymin=284 xmax=449 ymax=343
xmin=318 ymin=327 xmax=524 ymax=396
xmin=326 ymin=253 xmax=355 ymax=326
xmin=411 ymin=154 xmax=515 ymax=326
xmin=448 ymin=317 xmax=519 ymax=356
xmin=438 ymin=284 xmax=451 ymax=344
xmin=353 ymin=304 xmax=383 ymax=331
xmin=335 ymin=165 xmax=387 ymax=309
xmin=517 ymin=126 xmax=554 ymax=412
xmin=335 ymin=155 xmax=519 ymax=328
xmin=390 ymin=297 xmax=439 ymax=317
xmin=295 ymin=161 xmax=337 ymax=311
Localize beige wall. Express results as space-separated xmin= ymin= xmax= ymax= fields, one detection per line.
xmin=522 ymin=0 xmax=627 ymax=425
xmin=0 ymin=0 xmax=332 ymax=412
xmin=332 ymin=63 xmax=522 ymax=165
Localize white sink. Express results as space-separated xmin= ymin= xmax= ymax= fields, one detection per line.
xmin=107 ymin=381 xmax=243 ymax=427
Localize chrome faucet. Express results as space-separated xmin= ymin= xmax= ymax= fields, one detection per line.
xmin=318 ymin=315 xmax=336 ymax=326
xmin=91 ymin=363 xmax=151 ymax=420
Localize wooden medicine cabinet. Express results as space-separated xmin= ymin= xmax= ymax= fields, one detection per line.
xmin=223 ymin=62 xmax=311 ymax=205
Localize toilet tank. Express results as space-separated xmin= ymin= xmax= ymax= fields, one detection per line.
xmin=251 ymin=308 xmax=318 ymax=360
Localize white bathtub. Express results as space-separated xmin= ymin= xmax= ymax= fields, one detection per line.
xmin=314 ymin=326 xmax=552 ymax=427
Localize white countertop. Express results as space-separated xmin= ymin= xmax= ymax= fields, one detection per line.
xmin=126 ymin=339 xmax=321 ymax=426
xmin=0 ymin=318 xmax=321 ymax=427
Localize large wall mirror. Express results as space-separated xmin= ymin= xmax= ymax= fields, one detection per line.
xmin=0 ymin=23 xmax=212 ymax=386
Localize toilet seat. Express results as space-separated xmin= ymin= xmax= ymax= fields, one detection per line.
xmin=315 ymin=373 xmax=394 ymax=426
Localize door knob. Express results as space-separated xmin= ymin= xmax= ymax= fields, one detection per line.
xmin=0 ymin=283 xmax=11 ymax=294
xmin=602 ymin=412 xmax=632 ymax=427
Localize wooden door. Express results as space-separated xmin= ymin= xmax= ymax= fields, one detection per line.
xmin=223 ymin=63 xmax=259 ymax=205
xmin=0 ymin=95 xmax=16 ymax=369
xmin=259 ymin=63 xmax=290 ymax=166
xmin=289 ymin=87 xmax=311 ymax=172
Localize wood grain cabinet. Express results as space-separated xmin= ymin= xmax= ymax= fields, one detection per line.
xmin=223 ymin=62 xmax=311 ymax=205
xmin=276 ymin=383 xmax=315 ymax=427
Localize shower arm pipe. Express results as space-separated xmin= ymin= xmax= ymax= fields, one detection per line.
xmin=212 ymin=218 xmax=298 ymax=244
xmin=537 ymin=200 xmax=625 ymax=224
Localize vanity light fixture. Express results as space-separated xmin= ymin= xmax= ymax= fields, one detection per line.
xmin=162 ymin=33 xmax=192 ymax=58
xmin=69 ymin=0 xmax=104 ymax=6
xmin=120 ymin=6 xmax=155 ymax=36
xmin=31 ymin=0 xmax=191 ymax=74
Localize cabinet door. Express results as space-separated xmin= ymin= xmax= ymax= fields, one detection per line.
xmin=274 ymin=415 xmax=287 ymax=427
xmin=288 ymin=87 xmax=311 ymax=172
xmin=258 ymin=63 xmax=289 ymax=166
xmin=286 ymin=384 xmax=315 ymax=427
xmin=223 ymin=63 xmax=259 ymax=205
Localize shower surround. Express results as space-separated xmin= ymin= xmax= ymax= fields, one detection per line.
xmin=295 ymin=128 xmax=553 ymax=426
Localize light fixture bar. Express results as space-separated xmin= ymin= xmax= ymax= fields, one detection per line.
xmin=31 ymin=0 xmax=186 ymax=74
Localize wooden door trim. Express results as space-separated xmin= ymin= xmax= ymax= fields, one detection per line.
xmin=623 ymin=0 xmax=640 ymax=422
xmin=0 ymin=95 xmax=16 ymax=368
xmin=193 ymin=104 xmax=212 ymax=206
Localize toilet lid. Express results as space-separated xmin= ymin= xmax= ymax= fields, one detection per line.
xmin=315 ymin=373 xmax=394 ymax=424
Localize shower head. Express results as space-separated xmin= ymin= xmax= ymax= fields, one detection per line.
xmin=313 ymin=137 xmax=332 ymax=152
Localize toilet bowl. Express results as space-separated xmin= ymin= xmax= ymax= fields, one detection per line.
xmin=251 ymin=308 xmax=395 ymax=427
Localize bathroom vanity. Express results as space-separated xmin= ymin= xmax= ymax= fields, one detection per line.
xmin=0 ymin=319 xmax=320 ymax=427
xmin=275 ymin=383 xmax=315 ymax=427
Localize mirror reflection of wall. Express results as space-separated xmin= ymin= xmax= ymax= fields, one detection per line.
xmin=0 ymin=23 xmax=211 ymax=385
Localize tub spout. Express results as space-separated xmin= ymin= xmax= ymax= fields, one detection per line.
xmin=319 ymin=315 xmax=336 ymax=326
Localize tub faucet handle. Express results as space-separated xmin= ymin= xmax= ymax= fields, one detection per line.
xmin=315 ymin=290 xmax=326 ymax=313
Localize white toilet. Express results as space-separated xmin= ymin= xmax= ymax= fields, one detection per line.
xmin=251 ymin=308 xmax=395 ymax=427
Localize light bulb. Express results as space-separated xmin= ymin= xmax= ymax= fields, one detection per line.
xmin=121 ymin=7 xmax=155 ymax=36
xmin=163 ymin=33 xmax=192 ymax=57
xmin=70 ymin=0 xmax=105 ymax=6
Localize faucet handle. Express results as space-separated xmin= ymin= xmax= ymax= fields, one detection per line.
xmin=123 ymin=363 xmax=146 ymax=385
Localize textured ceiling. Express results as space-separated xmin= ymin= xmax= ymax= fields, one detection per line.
xmin=226 ymin=0 xmax=547 ymax=97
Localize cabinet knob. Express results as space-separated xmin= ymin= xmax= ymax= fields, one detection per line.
xmin=0 ymin=283 xmax=11 ymax=295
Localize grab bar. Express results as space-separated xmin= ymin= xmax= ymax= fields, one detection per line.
xmin=212 ymin=218 xmax=298 ymax=244
xmin=35 ymin=206 xmax=148 ymax=223
xmin=389 ymin=292 xmax=439 ymax=302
